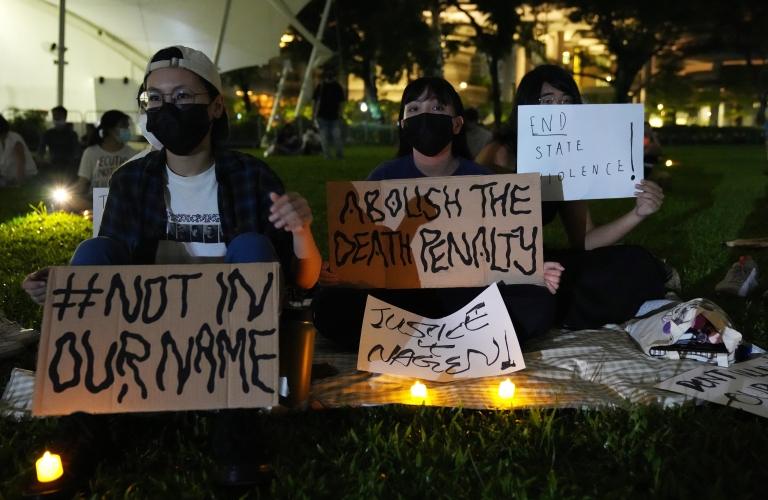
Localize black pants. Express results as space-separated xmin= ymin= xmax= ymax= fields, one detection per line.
xmin=311 ymin=284 xmax=556 ymax=352
xmin=312 ymin=245 xmax=667 ymax=351
xmin=548 ymin=245 xmax=667 ymax=330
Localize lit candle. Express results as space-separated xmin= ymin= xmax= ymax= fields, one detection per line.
xmin=410 ymin=381 xmax=428 ymax=400
xmin=498 ymin=378 xmax=515 ymax=401
xmin=36 ymin=451 xmax=63 ymax=483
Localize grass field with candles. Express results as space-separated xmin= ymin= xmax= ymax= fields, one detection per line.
xmin=1 ymin=145 xmax=767 ymax=497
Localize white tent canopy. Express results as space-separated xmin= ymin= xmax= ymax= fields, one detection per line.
xmin=1 ymin=0 xmax=316 ymax=123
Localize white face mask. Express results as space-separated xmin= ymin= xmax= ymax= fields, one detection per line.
xmin=138 ymin=112 xmax=164 ymax=151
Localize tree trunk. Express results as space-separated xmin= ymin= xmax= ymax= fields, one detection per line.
xmin=613 ymin=56 xmax=646 ymax=103
xmin=426 ymin=2 xmax=444 ymax=77
xmin=237 ymin=75 xmax=252 ymax=113
xmin=361 ymin=57 xmax=383 ymax=122
xmin=488 ymin=54 xmax=502 ymax=131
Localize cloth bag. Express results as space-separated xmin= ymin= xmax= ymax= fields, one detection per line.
xmin=625 ymin=298 xmax=742 ymax=367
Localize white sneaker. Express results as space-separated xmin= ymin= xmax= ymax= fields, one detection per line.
xmin=715 ymin=256 xmax=759 ymax=297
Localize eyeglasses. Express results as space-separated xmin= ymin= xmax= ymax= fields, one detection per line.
xmin=137 ymin=89 xmax=210 ymax=110
xmin=538 ymin=94 xmax=574 ymax=105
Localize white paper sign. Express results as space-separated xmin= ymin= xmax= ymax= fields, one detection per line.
xmin=517 ymin=103 xmax=644 ymax=201
xmin=356 ymin=283 xmax=525 ymax=382
xmin=656 ymin=355 xmax=768 ymax=418
xmin=92 ymin=187 xmax=109 ymax=236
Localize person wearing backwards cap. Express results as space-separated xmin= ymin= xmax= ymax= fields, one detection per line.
xmin=21 ymin=45 xmax=322 ymax=487
xmin=23 ymin=45 xmax=321 ymax=298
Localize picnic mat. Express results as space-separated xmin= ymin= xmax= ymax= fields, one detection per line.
xmin=3 ymin=325 xmax=705 ymax=417
xmin=310 ymin=326 xmax=703 ymax=410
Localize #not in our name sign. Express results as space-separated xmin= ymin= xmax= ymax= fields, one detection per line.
xmin=357 ymin=282 xmax=526 ymax=382
xmin=32 ymin=263 xmax=280 ymax=416
xmin=326 ymin=173 xmax=543 ymax=289
xmin=516 ymin=103 xmax=644 ymax=201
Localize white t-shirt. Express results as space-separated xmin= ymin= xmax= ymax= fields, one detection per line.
xmin=0 ymin=131 xmax=37 ymax=181
xmin=155 ymin=164 xmax=226 ymax=264
xmin=78 ymin=144 xmax=137 ymax=187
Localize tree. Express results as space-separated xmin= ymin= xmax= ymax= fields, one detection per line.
xmin=288 ymin=0 xmax=457 ymax=121
xmin=450 ymin=0 xmax=528 ymax=129
xmin=564 ymin=0 xmax=690 ymax=103
xmin=678 ymin=0 xmax=768 ymax=123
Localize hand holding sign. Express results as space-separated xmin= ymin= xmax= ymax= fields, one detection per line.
xmin=633 ymin=180 xmax=664 ymax=218
xmin=22 ymin=268 xmax=50 ymax=306
xmin=542 ymin=261 xmax=565 ymax=295
xmin=269 ymin=192 xmax=313 ymax=233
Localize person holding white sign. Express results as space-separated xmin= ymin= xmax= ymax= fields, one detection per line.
xmin=313 ymin=77 xmax=564 ymax=351
xmin=477 ymin=65 xmax=669 ymax=329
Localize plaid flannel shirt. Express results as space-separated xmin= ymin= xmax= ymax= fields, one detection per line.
xmin=98 ymin=149 xmax=294 ymax=276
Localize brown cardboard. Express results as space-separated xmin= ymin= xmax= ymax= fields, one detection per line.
xmin=32 ymin=263 xmax=280 ymax=416
xmin=327 ymin=173 xmax=543 ymax=288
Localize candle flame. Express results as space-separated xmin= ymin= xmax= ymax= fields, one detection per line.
xmin=410 ymin=381 xmax=427 ymax=399
xmin=498 ymin=379 xmax=515 ymax=400
xmin=36 ymin=450 xmax=63 ymax=483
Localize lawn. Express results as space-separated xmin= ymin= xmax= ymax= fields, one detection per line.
xmin=1 ymin=145 xmax=767 ymax=498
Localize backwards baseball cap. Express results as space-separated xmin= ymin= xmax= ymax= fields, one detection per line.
xmin=144 ymin=46 xmax=223 ymax=94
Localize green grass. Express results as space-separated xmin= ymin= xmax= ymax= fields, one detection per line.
xmin=1 ymin=145 xmax=767 ymax=498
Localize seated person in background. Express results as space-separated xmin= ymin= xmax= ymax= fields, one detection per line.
xmin=643 ymin=121 xmax=662 ymax=178
xmin=74 ymin=110 xmax=137 ymax=207
xmin=265 ymin=121 xmax=303 ymax=156
xmin=476 ymin=65 xmax=668 ymax=329
xmin=38 ymin=105 xmax=80 ymax=181
xmin=312 ymin=77 xmax=564 ymax=352
xmin=302 ymin=124 xmax=323 ymax=155
xmin=463 ymin=107 xmax=493 ymax=159
xmin=0 ymin=114 xmax=37 ymax=187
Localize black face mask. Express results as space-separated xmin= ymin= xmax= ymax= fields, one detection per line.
xmin=401 ymin=113 xmax=456 ymax=156
xmin=146 ymin=103 xmax=211 ymax=155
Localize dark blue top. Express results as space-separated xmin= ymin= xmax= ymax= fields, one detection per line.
xmin=366 ymin=154 xmax=493 ymax=181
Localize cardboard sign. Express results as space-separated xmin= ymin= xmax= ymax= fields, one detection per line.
xmin=327 ymin=174 xmax=543 ymax=289
xmin=33 ymin=264 xmax=280 ymax=416
xmin=357 ymin=283 xmax=525 ymax=382
xmin=517 ymin=103 xmax=644 ymax=201
xmin=656 ymin=355 xmax=768 ymax=418
xmin=92 ymin=187 xmax=109 ymax=236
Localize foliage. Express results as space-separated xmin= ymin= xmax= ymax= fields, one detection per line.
xmin=227 ymin=113 xmax=267 ymax=148
xmin=655 ymin=126 xmax=764 ymax=146
xmin=6 ymin=109 xmax=48 ymax=151
xmin=564 ymin=0 xmax=691 ymax=103
xmin=287 ymin=0 xmax=463 ymax=118
xmin=678 ymin=0 xmax=768 ymax=103
xmin=450 ymin=0 xmax=529 ymax=130
xmin=0 ymin=209 xmax=91 ymax=329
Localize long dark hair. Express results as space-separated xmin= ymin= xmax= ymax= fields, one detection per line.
xmin=396 ymin=77 xmax=471 ymax=160
xmin=498 ymin=65 xmax=583 ymax=153
xmin=93 ymin=110 xmax=129 ymax=146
